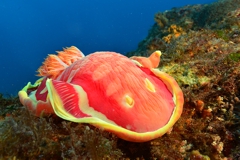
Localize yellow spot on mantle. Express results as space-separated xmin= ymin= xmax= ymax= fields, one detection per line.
xmin=144 ymin=78 xmax=156 ymax=92
xmin=125 ymin=95 xmax=134 ymax=108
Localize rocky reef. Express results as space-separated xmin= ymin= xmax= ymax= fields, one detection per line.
xmin=1 ymin=0 xmax=240 ymax=159
xmin=127 ymin=0 xmax=240 ymax=159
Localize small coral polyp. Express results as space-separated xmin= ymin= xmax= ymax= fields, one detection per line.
xmin=18 ymin=46 xmax=184 ymax=142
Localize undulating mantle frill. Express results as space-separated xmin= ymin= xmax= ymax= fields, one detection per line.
xmin=18 ymin=46 xmax=184 ymax=142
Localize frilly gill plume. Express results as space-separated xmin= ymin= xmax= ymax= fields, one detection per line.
xmin=37 ymin=46 xmax=84 ymax=79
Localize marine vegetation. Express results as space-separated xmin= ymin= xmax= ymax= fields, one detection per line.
xmin=1 ymin=0 xmax=240 ymax=159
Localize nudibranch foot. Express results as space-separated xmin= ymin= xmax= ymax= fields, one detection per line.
xmin=18 ymin=46 xmax=184 ymax=142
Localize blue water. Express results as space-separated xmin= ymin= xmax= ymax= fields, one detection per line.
xmin=0 ymin=0 xmax=215 ymax=96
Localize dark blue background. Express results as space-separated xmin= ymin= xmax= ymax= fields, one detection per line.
xmin=0 ymin=0 xmax=215 ymax=95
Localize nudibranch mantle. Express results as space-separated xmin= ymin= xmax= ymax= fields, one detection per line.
xmin=18 ymin=46 xmax=184 ymax=142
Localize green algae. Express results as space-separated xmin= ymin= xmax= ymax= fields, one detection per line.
xmin=160 ymin=63 xmax=211 ymax=87
xmin=215 ymin=30 xmax=229 ymax=41
xmin=228 ymin=52 xmax=240 ymax=62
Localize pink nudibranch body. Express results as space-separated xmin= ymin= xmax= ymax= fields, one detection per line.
xmin=18 ymin=46 xmax=184 ymax=142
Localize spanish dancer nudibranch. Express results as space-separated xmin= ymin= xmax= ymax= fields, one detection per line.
xmin=18 ymin=46 xmax=184 ymax=142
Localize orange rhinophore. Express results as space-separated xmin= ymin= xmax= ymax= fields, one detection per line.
xmin=130 ymin=50 xmax=161 ymax=69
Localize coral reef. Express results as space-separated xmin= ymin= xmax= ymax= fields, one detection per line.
xmin=1 ymin=0 xmax=240 ymax=159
